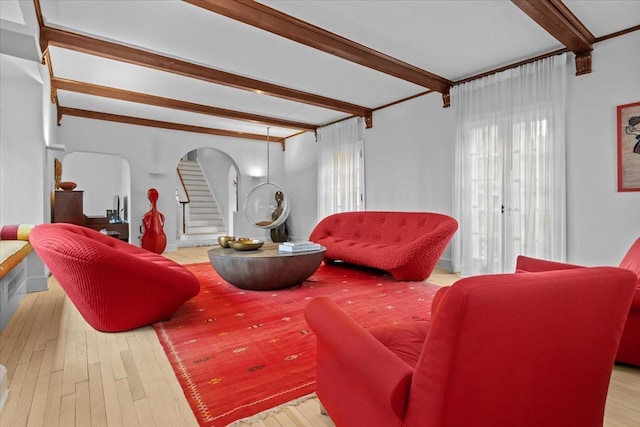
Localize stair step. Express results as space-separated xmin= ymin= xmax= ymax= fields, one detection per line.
xmin=189 ymin=199 xmax=216 ymax=205
xmin=179 ymin=163 xmax=200 ymax=167
xmin=189 ymin=190 xmax=214 ymax=200
xmin=189 ymin=213 xmax=221 ymax=221
xmin=189 ymin=219 xmax=224 ymax=227
xmin=186 ymin=226 xmax=226 ymax=234
xmin=188 ymin=211 xmax=223 ymax=217
xmin=188 ymin=200 xmax=215 ymax=206
xmin=179 ymin=233 xmax=222 ymax=241
xmin=190 ymin=207 xmax=221 ymax=214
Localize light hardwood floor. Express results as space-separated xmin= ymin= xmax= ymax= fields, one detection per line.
xmin=0 ymin=246 xmax=638 ymax=426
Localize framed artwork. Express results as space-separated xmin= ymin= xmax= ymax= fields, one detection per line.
xmin=617 ymin=101 xmax=640 ymax=192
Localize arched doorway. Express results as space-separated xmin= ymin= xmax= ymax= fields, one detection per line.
xmin=176 ymin=148 xmax=239 ymax=246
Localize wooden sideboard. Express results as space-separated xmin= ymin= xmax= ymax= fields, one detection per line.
xmin=53 ymin=190 xmax=129 ymax=241
xmin=53 ymin=190 xmax=84 ymax=224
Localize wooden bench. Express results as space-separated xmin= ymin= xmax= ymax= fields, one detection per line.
xmin=0 ymin=225 xmax=47 ymax=330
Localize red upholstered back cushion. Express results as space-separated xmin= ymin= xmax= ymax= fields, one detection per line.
xmin=403 ymin=267 xmax=637 ymax=427
xmin=310 ymin=211 xmax=456 ymax=246
xmin=514 ymin=255 xmax=583 ymax=273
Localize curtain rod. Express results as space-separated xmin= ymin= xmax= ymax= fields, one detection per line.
xmin=300 ymin=24 xmax=640 ymax=136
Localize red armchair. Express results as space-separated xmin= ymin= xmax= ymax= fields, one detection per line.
xmin=617 ymin=237 xmax=640 ymax=366
xmin=30 ymin=223 xmax=199 ymax=332
xmin=516 ymin=237 xmax=640 ymax=366
xmin=305 ymin=267 xmax=636 ymax=427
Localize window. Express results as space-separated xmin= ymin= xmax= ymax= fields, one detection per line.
xmin=317 ymin=117 xmax=365 ymax=219
xmin=453 ymin=54 xmax=567 ymax=275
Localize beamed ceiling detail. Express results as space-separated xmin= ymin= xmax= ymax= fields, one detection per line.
xmin=29 ymin=0 xmax=639 ymax=145
xmin=183 ymin=0 xmax=454 ymax=94
xmin=59 ymin=107 xmax=287 ymax=144
xmin=51 ymin=77 xmax=319 ymax=132
xmin=512 ymin=0 xmax=595 ymax=75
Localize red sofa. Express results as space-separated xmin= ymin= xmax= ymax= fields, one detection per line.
xmin=309 ymin=211 xmax=458 ymax=281
xmin=30 ymin=223 xmax=199 ymax=332
xmin=305 ymin=266 xmax=637 ymax=427
xmin=516 ymin=236 xmax=640 ymax=366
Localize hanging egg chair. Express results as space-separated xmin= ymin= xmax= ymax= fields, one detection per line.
xmin=244 ymin=128 xmax=290 ymax=229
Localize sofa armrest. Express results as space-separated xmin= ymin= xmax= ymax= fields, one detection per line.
xmin=515 ymin=255 xmax=583 ymax=273
xmin=305 ymin=296 xmax=413 ymax=419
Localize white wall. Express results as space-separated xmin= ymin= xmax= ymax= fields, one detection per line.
xmin=365 ymin=93 xmax=454 ymax=214
xmin=565 ymin=31 xmax=640 ymax=265
xmin=283 ymin=132 xmax=318 ymax=241
xmin=62 ymin=152 xmax=127 ymax=216
xmin=0 ymin=55 xmax=46 ymax=225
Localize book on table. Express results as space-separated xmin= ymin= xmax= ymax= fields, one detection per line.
xmin=280 ymin=241 xmax=318 ymax=247
xmin=279 ymin=242 xmax=322 ymax=252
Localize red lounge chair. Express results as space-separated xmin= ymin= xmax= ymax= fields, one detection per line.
xmin=30 ymin=223 xmax=199 ymax=332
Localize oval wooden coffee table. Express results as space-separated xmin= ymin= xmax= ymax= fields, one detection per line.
xmin=207 ymin=243 xmax=325 ymax=290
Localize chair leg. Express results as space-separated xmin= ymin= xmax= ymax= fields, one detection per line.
xmin=320 ymin=402 xmax=328 ymax=415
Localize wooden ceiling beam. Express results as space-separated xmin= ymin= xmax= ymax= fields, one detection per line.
xmin=58 ymin=106 xmax=287 ymax=143
xmin=512 ymin=0 xmax=595 ymax=74
xmin=40 ymin=26 xmax=373 ymax=118
xmin=52 ymin=77 xmax=318 ymax=132
xmin=184 ymin=0 xmax=453 ymax=94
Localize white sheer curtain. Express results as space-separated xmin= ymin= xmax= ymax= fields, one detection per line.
xmin=317 ymin=117 xmax=365 ymax=219
xmin=452 ymin=53 xmax=567 ymax=275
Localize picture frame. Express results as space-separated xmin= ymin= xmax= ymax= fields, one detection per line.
xmin=617 ymin=101 xmax=640 ymax=192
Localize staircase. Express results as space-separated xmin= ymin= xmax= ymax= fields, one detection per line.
xmin=177 ymin=160 xmax=226 ymax=247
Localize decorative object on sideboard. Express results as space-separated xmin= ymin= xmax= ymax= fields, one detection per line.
xmin=106 ymin=209 xmax=117 ymax=224
xmin=54 ymin=158 xmax=62 ymax=189
xmin=58 ymin=181 xmax=77 ymax=191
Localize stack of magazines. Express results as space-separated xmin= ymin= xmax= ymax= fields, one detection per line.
xmin=278 ymin=241 xmax=322 ymax=253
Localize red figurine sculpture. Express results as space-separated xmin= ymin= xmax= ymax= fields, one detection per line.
xmin=141 ymin=188 xmax=167 ymax=254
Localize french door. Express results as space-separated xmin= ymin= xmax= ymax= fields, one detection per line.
xmin=460 ymin=113 xmax=565 ymax=275
xmin=453 ymin=54 xmax=567 ymax=276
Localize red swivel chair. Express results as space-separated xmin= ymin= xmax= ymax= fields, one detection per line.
xmin=516 ymin=236 xmax=640 ymax=366
xmin=305 ymin=267 xmax=636 ymax=427
xmin=30 ymin=223 xmax=199 ymax=332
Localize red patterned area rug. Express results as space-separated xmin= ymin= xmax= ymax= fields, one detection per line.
xmin=153 ymin=262 xmax=440 ymax=426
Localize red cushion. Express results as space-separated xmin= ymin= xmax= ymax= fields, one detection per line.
xmin=368 ymin=322 xmax=430 ymax=368
xmin=0 ymin=224 xmax=34 ymax=240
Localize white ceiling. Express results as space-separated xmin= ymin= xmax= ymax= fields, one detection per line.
xmin=1 ymin=0 xmax=639 ymax=140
